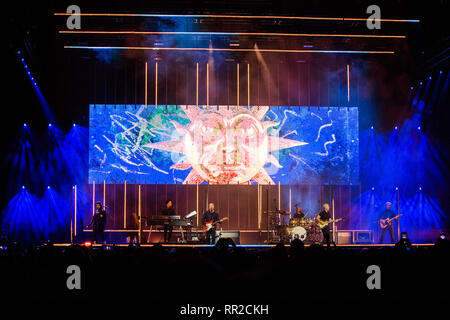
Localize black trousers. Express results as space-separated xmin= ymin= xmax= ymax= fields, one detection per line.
xmin=163 ymin=226 xmax=173 ymax=242
xmin=379 ymin=225 xmax=395 ymax=243
xmin=321 ymin=226 xmax=331 ymax=246
xmin=92 ymin=229 xmax=105 ymax=244
xmin=206 ymin=228 xmax=216 ymax=245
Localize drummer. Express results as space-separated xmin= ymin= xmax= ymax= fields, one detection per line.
xmin=293 ymin=207 xmax=306 ymax=220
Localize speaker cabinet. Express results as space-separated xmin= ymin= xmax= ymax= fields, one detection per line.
xmin=217 ymin=230 xmax=240 ymax=245
xmin=354 ymin=231 xmax=373 ymax=244
xmin=337 ymin=231 xmax=352 ymax=244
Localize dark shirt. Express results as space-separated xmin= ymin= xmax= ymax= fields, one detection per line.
xmin=318 ymin=210 xmax=330 ymax=221
xmin=202 ymin=211 xmax=219 ymax=226
xmin=293 ymin=212 xmax=305 ymax=220
xmin=89 ymin=209 xmax=106 ymax=231
xmin=377 ymin=209 xmax=395 ymax=221
xmin=161 ymin=207 xmax=175 ymax=216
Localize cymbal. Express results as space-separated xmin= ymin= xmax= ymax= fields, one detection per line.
xmin=263 ymin=210 xmax=291 ymax=215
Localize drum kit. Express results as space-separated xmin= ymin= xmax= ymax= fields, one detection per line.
xmin=273 ymin=212 xmax=324 ymax=243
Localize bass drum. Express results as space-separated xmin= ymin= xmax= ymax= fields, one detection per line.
xmin=306 ymin=223 xmax=324 ymax=244
xmin=289 ymin=226 xmax=307 ymax=241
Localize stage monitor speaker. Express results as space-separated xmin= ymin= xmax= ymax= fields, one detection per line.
xmin=186 ymin=230 xmax=205 ymax=243
xmin=354 ymin=231 xmax=373 ymax=244
xmin=337 ymin=231 xmax=352 ymax=245
xmin=217 ymin=231 xmax=240 ymax=245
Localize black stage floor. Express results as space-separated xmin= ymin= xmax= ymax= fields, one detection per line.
xmin=52 ymin=242 xmax=435 ymax=249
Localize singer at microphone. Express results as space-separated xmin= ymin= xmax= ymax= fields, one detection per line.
xmin=87 ymin=201 xmax=107 ymax=244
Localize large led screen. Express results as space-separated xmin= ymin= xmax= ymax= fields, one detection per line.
xmin=89 ymin=105 xmax=359 ymax=184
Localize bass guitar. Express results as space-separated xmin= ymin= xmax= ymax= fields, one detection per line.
xmin=380 ymin=214 xmax=402 ymax=229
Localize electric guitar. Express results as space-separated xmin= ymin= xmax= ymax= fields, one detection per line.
xmin=380 ymin=214 xmax=402 ymax=229
xmin=317 ymin=218 xmax=345 ymax=229
xmin=203 ymin=217 xmax=229 ymax=231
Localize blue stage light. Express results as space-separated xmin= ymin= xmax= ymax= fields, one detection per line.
xmin=370 ymin=126 xmax=374 ymax=130
xmin=440 ymin=71 xmax=443 ymax=74
xmin=395 ymin=187 xmax=399 ymax=190
xmin=420 ymin=82 xmax=423 ymax=85
xmin=47 ymin=186 xmax=50 ymax=189
xmin=18 ymin=53 xmax=55 ymax=125
xmin=429 ymin=76 xmax=432 ymax=80
xmin=410 ymin=87 xmax=413 ymax=90
xmin=371 ymin=187 xmax=375 ymax=190
xmin=48 ymin=123 xmax=52 ymax=127
xmin=17 ymin=50 xmax=21 ymax=54
xmin=395 ymin=126 xmax=398 ymax=130
xmin=22 ymin=186 xmax=25 ymax=189
xmin=23 ymin=123 xmax=27 ymax=127
xmin=418 ymin=126 xmax=421 ymax=130
xmin=419 ymin=187 xmax=422 ymax=191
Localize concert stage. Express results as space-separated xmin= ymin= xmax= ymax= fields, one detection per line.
xmin=2 ymin=1 xmax=450 ymax=309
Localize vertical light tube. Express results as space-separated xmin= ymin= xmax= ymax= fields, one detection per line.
xmin=347 ymin=64 xmax=350 ymax=102
xmin=237 ymin=63 xmax=240 ymax=106
xmin=332 ymin=187 xmax=336 ymax=243
xmin=70 ymin=187 xmax=73 ymax=243
xmin=278 ymin=181 xmax=281 ymax=210
xmin=124 ymin=180 xmax=127 ymax=228
xmin=155 ymin=62 xmax=158 ymax=108
xmin=138 ymin=184 xmax=141 ymax=243
xmin=103 ymin=180 xmax=106 ymax=208
xmin=196 ymin=62 xmax=199 ymax=107
xmin=289 ymin=187 xmax=291 ymax=216
xmin=145 ymin=61 xmax=148 ymax=108
xmin=74 ymin=185 xmax=78 ymax=238
xmin=207 ymin=63 xmax=209 ymax=107
xmin=257 ymin=184 xmax=261 ymax=229
xmin=196 ymin=183 xmax=199 ymax=226
xmin=92 ymin=180 xmax=95 ymax=216
xmin=247 ymin=63 xmax=250 ymax=107
xmin=397 ymin=188 xmax=400 ymax=241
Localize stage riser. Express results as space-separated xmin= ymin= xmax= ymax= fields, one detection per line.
xmin=74 ymin=184 xmax=362 ymax=235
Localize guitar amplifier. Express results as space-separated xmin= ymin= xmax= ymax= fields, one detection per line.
xmin=217 ymin=231 xmax=240 ymax=245
xmin=186 ymin=229 xmax=205 ymax=243
xmin=336 ymin=231 xmax=352 ymax=245
xmin=354 ymin=231 xmax=373 ymax=244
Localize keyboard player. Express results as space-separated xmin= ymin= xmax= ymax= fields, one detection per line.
xmin=161 ymin=199 xmax=175 ymax=243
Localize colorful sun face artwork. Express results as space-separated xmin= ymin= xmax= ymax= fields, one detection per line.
xmin=89 ymin=105 xmax=359 ymax=185
xmin=144 ymin=105 xmax=306 ymax=184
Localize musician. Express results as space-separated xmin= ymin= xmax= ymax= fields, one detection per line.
xmin=161 ymin=200 xmax=175 ymax=243
xmin=293 ymin=207 xmax=305 ymax=220
xmin=202 ymin=203 xmax=220 ymax=245
xmin=317 ymin=203 xmax=332 ymax=247
xmin=87 ymin=202 xmax=107 ymax=244
xmin=377 ymin=202 xmax=396 ymax=243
